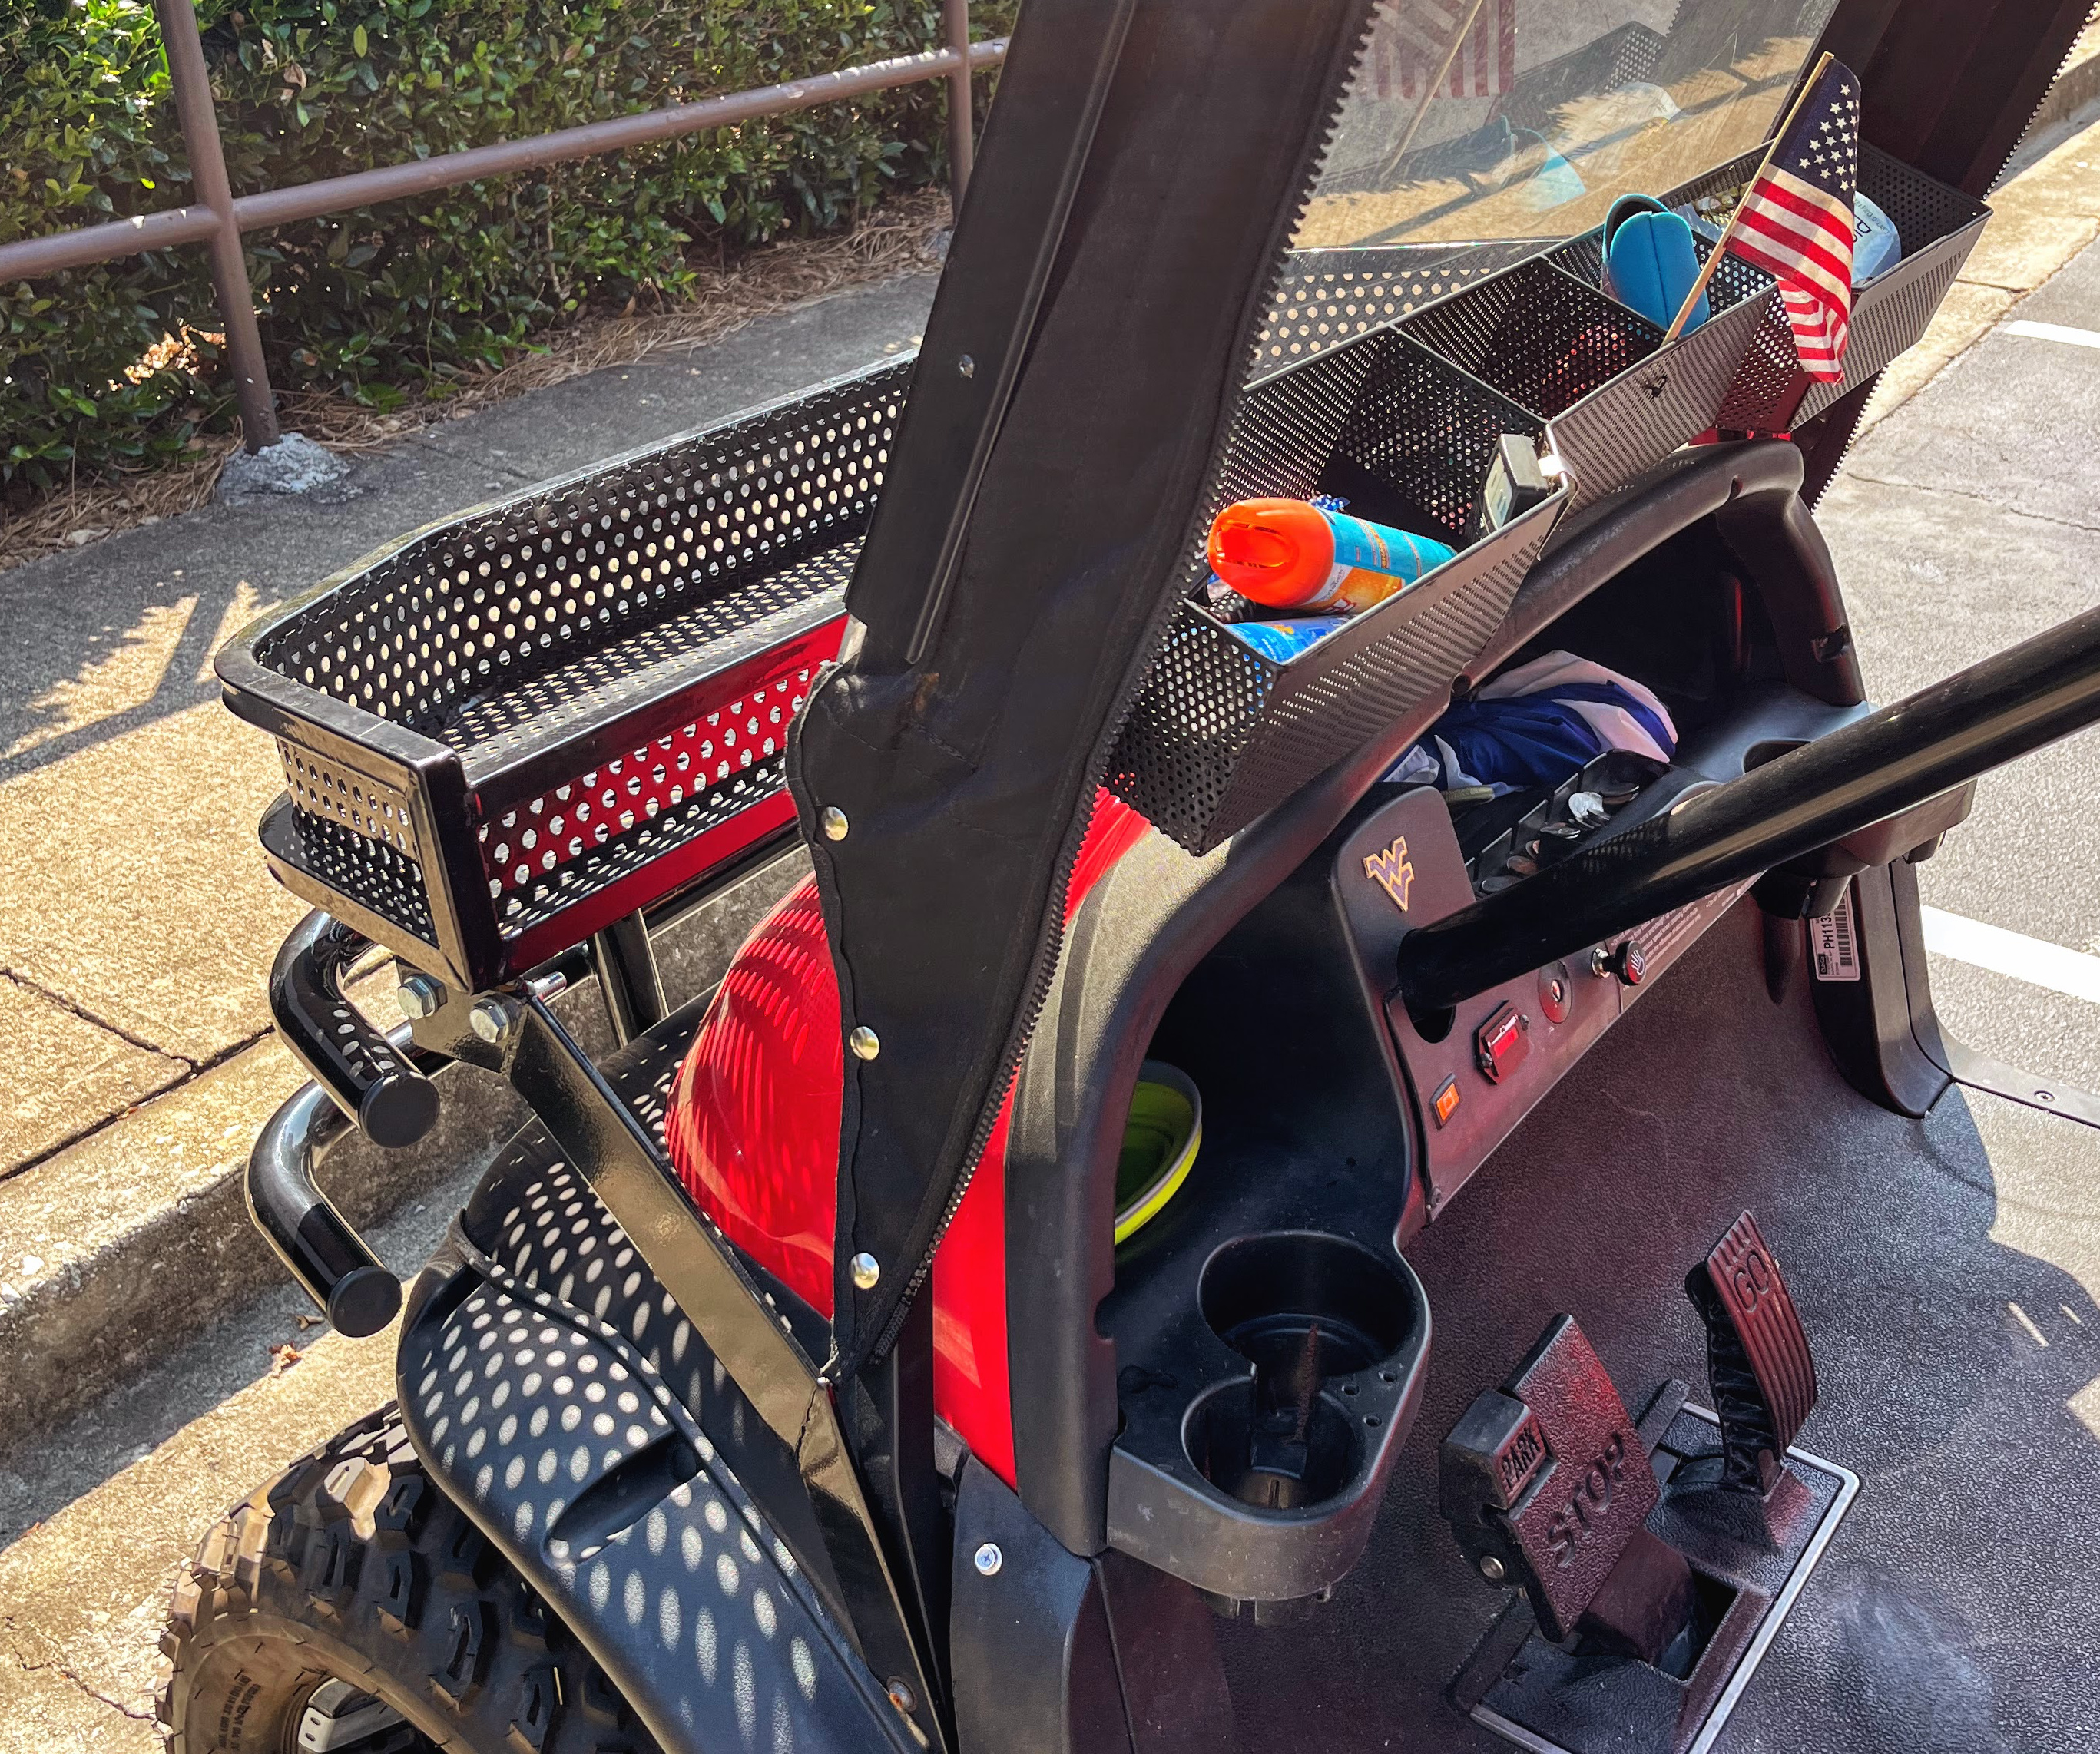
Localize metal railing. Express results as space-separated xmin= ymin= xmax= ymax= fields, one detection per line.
xmin=0 ymin=0 xmax=1004 ymax=452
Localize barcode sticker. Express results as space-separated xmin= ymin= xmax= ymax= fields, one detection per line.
xmin=1810 ymin=887 xmax=1860 ymax=981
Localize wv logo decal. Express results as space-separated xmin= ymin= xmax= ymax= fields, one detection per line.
xmin=1363 ymin=836 xmax=1415 ymax=912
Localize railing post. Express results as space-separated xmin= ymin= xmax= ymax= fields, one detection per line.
xmin=943 ymin=0 xmax=975 ymax=214
xmin=155 ymin=0 xmax=280 ymax=451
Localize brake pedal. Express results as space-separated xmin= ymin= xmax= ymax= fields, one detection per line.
xmin=1439 ymin=1316 xmax=1688 ymax=1655
xmin=1444 ymin=1217 xmax=1855 ymax=1754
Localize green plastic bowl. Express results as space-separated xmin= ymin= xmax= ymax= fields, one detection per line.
xmin=1115 ymin=1060 xmax=1201 ymax=1244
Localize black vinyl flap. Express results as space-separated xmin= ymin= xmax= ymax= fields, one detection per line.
xmin=790 ymin=0 xmax=1378 ymax=1369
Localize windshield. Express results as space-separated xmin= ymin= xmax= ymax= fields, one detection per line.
xmin=1300 ymin=0 xmax=1843 ymax=250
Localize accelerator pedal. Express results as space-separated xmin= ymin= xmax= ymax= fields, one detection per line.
xmin=1685 ymin=1211 xmax=1818 ymax=1495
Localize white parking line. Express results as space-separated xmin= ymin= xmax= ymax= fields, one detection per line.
xmin=1920 ymin=905 xmax=2100 ymax=1004
xmin=2004 ymin=319 xmax=2100 ymax=350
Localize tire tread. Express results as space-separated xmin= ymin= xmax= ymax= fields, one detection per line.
xmin=158 ymin=1402 xmax=655 ymax=1754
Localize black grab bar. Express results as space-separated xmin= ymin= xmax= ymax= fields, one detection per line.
xmin=247 ymin=1076 xmax=406 ymax=1336
xmin=270 ymin=911 xmax=442 ymax=1148
xmin=253 ymin=911 xmax=455 ymax=1335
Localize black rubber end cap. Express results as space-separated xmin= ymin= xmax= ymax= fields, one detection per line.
xmin=328 ymin=1265 xmax=405 ymax=1338
xmin=359 ymin=1072 xmax=441 ymax=1149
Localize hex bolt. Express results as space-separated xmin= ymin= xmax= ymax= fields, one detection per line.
xmin=820 ymin=806 xmax=850 ymax=842
xmin=850 ymin=1253 xmax=881 ymax=1291
xmin=957 ymin=353 xmax=976 ymax=379
xmin=397 ymin=973 xmax=446 ymax=1021
xmin=886 ymin=1678 xmax=918 ymax=1716
xmin=973 ymin=1542 xmax=1003 ymax=1577
xmin=470 ymin=996 xmax=521 ymax=1047
xmin=849 ymin=1025 xmax=881 ymax=1061
xmin=1479 ymin=1554 xmax=1506 ymax=1583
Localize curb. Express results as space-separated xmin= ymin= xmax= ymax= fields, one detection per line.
xmin=2022 ymin=29 xmax=2100 ymax=142
xmin=0 ymin=845 xmax=804 ymax=1445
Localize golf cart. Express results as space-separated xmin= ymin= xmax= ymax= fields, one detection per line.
xmin=160 ymin=2 xmax=2100 ymax=1750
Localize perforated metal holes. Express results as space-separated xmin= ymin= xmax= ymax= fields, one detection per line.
xmin=1254 ymin=240 xmax=1551 ymax=374
xmin=1654 ymin=142 xmax=1990 ymax=432
xmin=276 ymin=743 xmax=422 ymax=861
xmin=253 ymin=372 xmax=903 ymax=736
xmin=230 ymin=362 xmax=906 ymax=985
xmin=1108 ymin=330 xmax=1556 ymax=852
xmin=479 ymin=660 xmax=817 ymax=945
xmin=1400 ymin=255 xmax=1660 ymax=423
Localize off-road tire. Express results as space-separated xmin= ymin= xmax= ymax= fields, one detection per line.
xmin=158 ymin=1401 xmax=658 ymax=1753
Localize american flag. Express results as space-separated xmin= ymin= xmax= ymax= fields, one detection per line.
xmin=1726 ymin=58 xmax=1860 ymax=382
xmin=1366 ymin=0 xmax=1517 ymax=101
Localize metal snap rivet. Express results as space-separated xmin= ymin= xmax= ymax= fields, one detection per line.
xmin=820 ymin=806 xmax=850 ymax=842
xmin=849 ymin=1025 xmax=880 ymax=1061
xmin=850 ymin=1253 xmax=881 ymax=1291
xmin=957 ymin=354 xmax=976 ymax=379
xmin=1479 ymin=1554 xmax=1506 ymax=1582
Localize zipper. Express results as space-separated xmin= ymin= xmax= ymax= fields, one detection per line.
xmin=863 ymin=0 xmax=1385 ymax=1365
xmin=1994 ymin=12 xmax=2100 ymax=190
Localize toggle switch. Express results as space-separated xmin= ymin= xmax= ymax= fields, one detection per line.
xmin=1475 ymin=1001 xmax=1530 ymax=1084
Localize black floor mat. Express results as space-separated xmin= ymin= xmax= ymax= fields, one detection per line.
xmin=1217 ymin=900 xmax=2100 ymax=1753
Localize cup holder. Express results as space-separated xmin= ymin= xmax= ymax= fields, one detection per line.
xmin=1187 ymin=1380 xmax=1357 ymax=1511
xmin=1188 ymin=1233 xmax=1422 ymax=1512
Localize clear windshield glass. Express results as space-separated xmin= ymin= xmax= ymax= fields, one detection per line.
xmin=1300 ymin=0 xmax=1843 ymax=250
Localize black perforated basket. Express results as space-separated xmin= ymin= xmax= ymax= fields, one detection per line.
xmin=1254 ymin=240 xmax=1554 ymax=379
xmin=1660 ymin=141 xmax=1991 ymax=432
xmin=1397 ymin=253 xmax=1777 ymax=511
xmin=1106 ymin=329 xmax=1566 ymax=854
xmin=218 ymin=359 xmax=910 ymax=992
xmin=1537 ymin=223 xmax=1805 ymax=434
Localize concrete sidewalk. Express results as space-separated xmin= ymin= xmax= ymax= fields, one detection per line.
xmin=0 ymin=273 xmax=934 ymax=1439
xmin=0 ymin=272 xmax=936 ymax=1177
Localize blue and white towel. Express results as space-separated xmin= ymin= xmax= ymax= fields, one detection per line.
xmin=1387 ymin=651 xmax=1677 ymax=793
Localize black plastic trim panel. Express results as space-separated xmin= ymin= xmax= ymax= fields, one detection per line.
xmin=398 ymin=1246 xmax=913 ymax=1754
xmin=1001 ymin=451 xmax=1862 ymax=1560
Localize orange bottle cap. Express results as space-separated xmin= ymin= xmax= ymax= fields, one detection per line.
xmin=1207 ymin=498 xmax=1335 ymax=607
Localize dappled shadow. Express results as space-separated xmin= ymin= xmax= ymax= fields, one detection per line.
xmin=0 ymin=539 xmax=273 ymax=785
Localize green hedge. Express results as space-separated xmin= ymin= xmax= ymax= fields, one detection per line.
xmin=2 ymin=0 xmax=999 ymax=495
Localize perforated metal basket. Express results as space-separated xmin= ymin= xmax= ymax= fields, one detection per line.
xmin=1398 ymin=253 xmax=1777 ymax=511
xmin=219 ymin=359 xmax=910 ymax=991
xmin=1106 ymin=329 xmax=1565 ymax=854
xmin=1538 ymin=223 xmax=1804 ymax=435
xmin=1659 ymin=141 xmax=1991 ymax=432
xmin=1254 ymin=240 xmax=1553 ymax=379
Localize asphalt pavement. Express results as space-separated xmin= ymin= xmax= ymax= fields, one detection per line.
xmin=1827 ymin=231 xmax=2100 ymax=1094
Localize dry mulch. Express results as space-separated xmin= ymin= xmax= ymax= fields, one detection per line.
xmin=0 ymin=190 xmax=948 ymax=577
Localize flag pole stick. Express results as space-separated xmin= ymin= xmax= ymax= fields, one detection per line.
xmin=1375 ymin=0 xmax=1492 ymax=185
xmin=1661 ymin=50 xmax=1834 ymax=341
